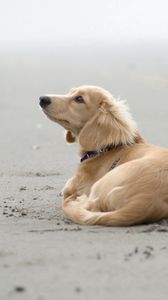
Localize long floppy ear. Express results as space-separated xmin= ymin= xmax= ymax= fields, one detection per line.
xmin=65 ymin=130 xmax=76 ymax=143
xmin=78 ymin=99 xmax=138 ymax=151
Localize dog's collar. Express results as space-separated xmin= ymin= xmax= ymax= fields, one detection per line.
xmin=80 ymin=145 xmax=118 ymax=163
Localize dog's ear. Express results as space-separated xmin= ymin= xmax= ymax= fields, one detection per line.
xmin=65 ymin=130 xmax=76 ymax=143
xmin=79 ymin=99 xmax=137 ymax=151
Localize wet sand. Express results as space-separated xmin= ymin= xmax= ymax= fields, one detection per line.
xmin=1 ymin=42 xmax=168 ymax=300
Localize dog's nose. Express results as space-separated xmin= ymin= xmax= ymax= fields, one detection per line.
xmin=39 ymin=96 xmax=51 ymax=108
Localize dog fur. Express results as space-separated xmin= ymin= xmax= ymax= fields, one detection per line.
xmin=40 ymin=86 xmax=168 ymax=226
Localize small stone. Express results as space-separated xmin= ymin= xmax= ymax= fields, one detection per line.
xmin=21 ymin=211 xmax=27 ymax=216
xmin=33 ymin=145 xmax=40 ymax=150
xmin=143 ymin=250 xmax=152 ymax=259
xmin=19 ymin=186 xmax=27 ymax=191
xmin=15 ymin=286 xmax=25 ymax=293
xmin=96 ymin=253 xmax=101 ymax=260
xmin=75 ymin=286 xmax=82 ymax=293
xmin=43 ymin=185 xmax=55 ymax=190
xmin=35 ymin=172 xmax=42 ymax=177
xmin=3 ymin=264 xmax=9 ymax=268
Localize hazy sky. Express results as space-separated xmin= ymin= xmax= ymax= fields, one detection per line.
xmin=0 ymin=0 xmax=168 ymax=46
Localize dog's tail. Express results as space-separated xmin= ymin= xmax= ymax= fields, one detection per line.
xmin=63 ymin=197 xmax=161 ymax=226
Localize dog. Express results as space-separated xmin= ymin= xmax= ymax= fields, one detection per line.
xmin=39 ymin=86 xmax=168 ymax=226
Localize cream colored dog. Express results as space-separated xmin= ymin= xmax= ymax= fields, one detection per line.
xmin=39 ymin=86 xmax=168 ymax=226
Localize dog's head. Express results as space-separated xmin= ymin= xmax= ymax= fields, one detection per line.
xmin=39 ymin=86 xmax=138 ymax=151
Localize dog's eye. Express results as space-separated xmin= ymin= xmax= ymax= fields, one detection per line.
xmin=74 ymin=95 xmax=85 ymax=103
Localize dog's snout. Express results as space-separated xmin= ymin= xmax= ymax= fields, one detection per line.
xmin=39 ymin=96 xmax=51 ymax=108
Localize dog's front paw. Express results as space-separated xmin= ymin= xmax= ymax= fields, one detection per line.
xmin=63 ymin=189 xmax=71 ymax=200
xmin=62 ymin=177 xmax=76 ymax=199
xmin=57 ymin=191 xmax=63 ymax=197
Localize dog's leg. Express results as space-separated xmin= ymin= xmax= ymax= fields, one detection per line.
xmin=63 ymin=167 xmax=167 ymax=225
xmin=63 ymin=157 xmax=168 ymax=226
xmin=63 ymin=175 xmax=95 ymax=200
xmin=62 ymin=176 xmax=77 ymax=199
xmin=63 ymin=195 xmax=164 ymax=226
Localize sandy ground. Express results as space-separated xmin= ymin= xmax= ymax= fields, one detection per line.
xmin=1 ymin=43 xmax=168 ymax=300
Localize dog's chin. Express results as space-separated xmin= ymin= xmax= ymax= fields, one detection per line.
xmin=42 ymin=110 xmax=70 ymax=130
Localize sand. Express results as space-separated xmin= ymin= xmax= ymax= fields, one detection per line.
xmin=1 ymin=42 xmax=168 ymax=300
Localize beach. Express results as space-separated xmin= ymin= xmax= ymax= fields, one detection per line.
xmin=1 ymin=42 xmax=168 ymax=300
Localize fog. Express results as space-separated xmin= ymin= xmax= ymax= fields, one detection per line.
xmin=0 ymin=0 xmax=168 ymax=47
